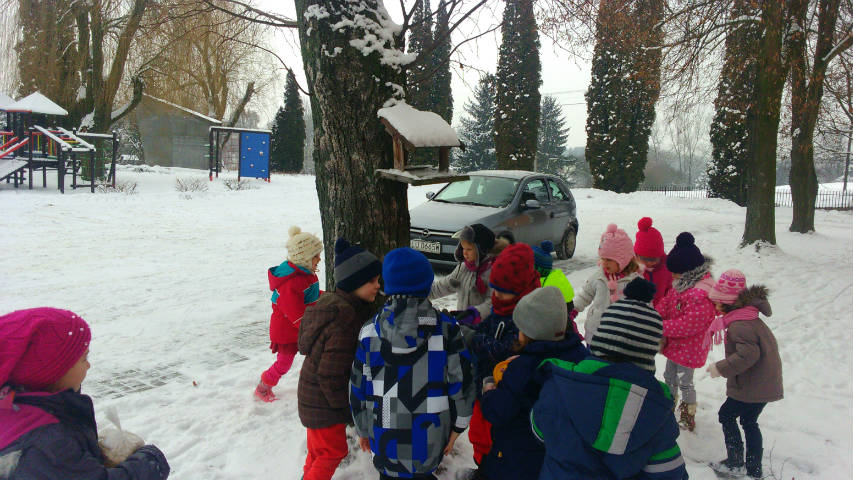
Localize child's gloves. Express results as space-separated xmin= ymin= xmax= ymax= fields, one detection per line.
xmin=452 ymin=307 xmax=480 ymax=326
xmin=707 ymin=363 xmax=721 ymax=378
xmin=133 ymin=445 xmax=170 ymax=479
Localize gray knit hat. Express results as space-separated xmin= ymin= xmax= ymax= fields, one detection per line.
xmin=588 ymin=278 xmax=662 ymax=372
xmin=513 ymin=287 xmax=567 ymax=341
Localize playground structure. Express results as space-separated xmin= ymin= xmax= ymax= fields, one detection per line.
xmin=1 ymin=91 xmax=118 ymax=193
xmin=207 ymin=126 xmax=271 ymax=182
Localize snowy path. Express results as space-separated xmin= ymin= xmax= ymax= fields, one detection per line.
xmin=1 ymin=167 xmax=851 ymax=479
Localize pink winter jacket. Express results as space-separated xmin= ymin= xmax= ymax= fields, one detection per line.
xmin=657 ymin=274 xmax=717 ymax=368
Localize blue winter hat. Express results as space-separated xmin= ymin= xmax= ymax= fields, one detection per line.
xmin=382 ymin=247 xmax=434 ymax=297
xmin=531 ymin=241 xmax=555 ymax=271
xmin=334 ymin=238 xmax=382 ymax=293
xmin=666 ymin=232 xmax=704 ymax=274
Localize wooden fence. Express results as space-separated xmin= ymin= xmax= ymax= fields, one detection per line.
xmin=641 ymin=186 xmax=853 ymax=210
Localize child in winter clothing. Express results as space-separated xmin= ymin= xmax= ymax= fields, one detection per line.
xmin=478 ymin=287 xmax=588 ymax=480
xmin=705 ymin=270 xmax=783 ymax=479
xmin=532 ymin=241 xmax=581 ymax=338
xmin=573 ymin=223 xmax=640 ymax=342
xmin=466 ymin=243 xmax=541 ymax=469
xmin=298 ymin=238 xmax=382 ymax=480
xmin=255 ymin=225 xmax=324 ymax=402
xmin=634 ymin=217 xmax=673 ymax=307
xmin=429 ymin=224 xmax=507 ymax=325
xmin=530 ymin=278 xmax=688 ymax=480
xmin=349 ymin=247 xmax=476 ymax=479
xmin=657 ymin=232 xmax=717 ymax=431
xmin=0 ymin=308 xmax=170 ymax=479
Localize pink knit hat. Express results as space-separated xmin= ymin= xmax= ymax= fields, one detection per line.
xmin=708 ymin=269 xmax=747 ymax=305
xmin=0 ymin=308 xmax=91 ymax=391
xmin=598 ymin=223 xmax=635 ymax=271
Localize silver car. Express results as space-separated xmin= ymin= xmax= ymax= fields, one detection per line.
xmin=409 ymin=170 xmax=579 ymax=268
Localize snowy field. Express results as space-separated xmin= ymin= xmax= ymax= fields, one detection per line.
xmin=1 ymin=166 xmax=852 ymax=479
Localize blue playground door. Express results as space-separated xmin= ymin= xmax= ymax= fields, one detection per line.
xmin=240 ymin=133 xmax=270 ymax=179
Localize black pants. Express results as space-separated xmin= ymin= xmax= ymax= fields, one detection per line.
xmin=718 ymin=397 xmax=766 ymax=454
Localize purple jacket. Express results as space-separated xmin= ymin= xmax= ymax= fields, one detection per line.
xmin=0 ymin=389 xmax=169 ymax=479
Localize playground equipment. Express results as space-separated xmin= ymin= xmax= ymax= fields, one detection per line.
xmin=207 ymin=126 xmax=271 ymax=182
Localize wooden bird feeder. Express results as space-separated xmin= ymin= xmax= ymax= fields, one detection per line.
xmin=375 ymin=103 xmax=469 ymax=186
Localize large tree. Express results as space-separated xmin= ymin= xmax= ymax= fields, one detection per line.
xmin=271 ymin=71 xmax=306 ymax=173
xmin=456 ymin=73 xmax=497 ymax=172
xmin=788 ymin=0 xmax=852 ymax=233
xmin=431 ymin=0 xmax=453 ymax=124
xmin=537 ymin=95 xmax=569 ymax=176
xmin=707 ymin=0 xmax=761 ymax=206
xmin=406 ymin=0 xmax=433 ymax=113
xmin=584 ymin=0 xmax=663 ymax=193
xmin=494 ymin=0 xmax=541 ymax=171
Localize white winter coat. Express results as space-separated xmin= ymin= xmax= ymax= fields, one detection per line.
xmin=428 ymin=258 xmax=494 ymax=319
xmin=574 ymin=269 xmax=640 ymax=341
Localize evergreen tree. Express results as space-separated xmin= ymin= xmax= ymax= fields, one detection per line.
xmin=494 ymin=0 xmax=541 ymax=171
xmin=455 ymin=74 xmax=497 ymax=172
xmin=431 ymin=0 xmax=453 ymax=124
xmin=707 ymin=0 xmax=760 ymax=207
xmin=584 ymin=0 xmax=662 ymax=193
xmin=537 ymin=95 xmax=569 ymax=175
xmin=406 ymin=0 xmax=433 ymax=112
xmin=271 ymin=71 xmax=306 ymax=173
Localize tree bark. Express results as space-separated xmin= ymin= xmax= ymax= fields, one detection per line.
xmin=295 ymin=0 xmax=410 ymax=294
xmin=742 ymin=1 xmax=787 ymax=247
xmin=789 ymin=0 xmax=845 ymax=233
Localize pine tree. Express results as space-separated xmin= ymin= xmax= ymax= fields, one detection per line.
xmin=494 ymin=0 xmax=541 ymax=171
xmin=707 ymin=0 xmax=760 ymax=207
xmin=584 ymin=0 xmax=662 ymax=193
xmin=271 ymin=71 xmax=306 ymax=173
xmin=431 ymin=0 xmax=453 ymax=124
xmin=537 ymin=95 xmax=569 ymax=175
xmin=455 ymin=74 xmax=497 ymax=172
xmin=406 ymin=0 xmax=433 ymax=112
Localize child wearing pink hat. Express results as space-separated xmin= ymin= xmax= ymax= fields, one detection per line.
xmin=573 ymin=223 xmax=640 ymax=341
xmin=705 ymin=270 xmax=783 ymax=479
xmin=0 ymin=307 xmax=170 ymax=479
xmin=634 ymin=217 xmax=673 ymax=307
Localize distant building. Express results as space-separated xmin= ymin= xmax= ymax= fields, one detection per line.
xmin=132 ymin=95 xmax=221 ymax=170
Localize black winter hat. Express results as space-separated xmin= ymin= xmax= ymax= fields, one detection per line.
xmin=453 ymin=224 xmax=496 ymax=262
xmin=334 ymin=238 xmax=382 ymax=293
xmin=666 ymin=232 xmax=705 ymax=274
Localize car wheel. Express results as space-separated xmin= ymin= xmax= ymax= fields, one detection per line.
xmin=557 ymin=226 xmax=577 ymax=260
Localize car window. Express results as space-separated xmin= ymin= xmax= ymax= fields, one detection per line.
xmin=433 ymin=176 xmax=519 ymax=208
xmin=522 ymin=179 xmax=549 ymax=203
xmin=548 ymin=180 xmax=567 ymax=201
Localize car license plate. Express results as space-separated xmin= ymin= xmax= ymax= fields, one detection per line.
xmin=411 ymin=239 xmax=441 ymax=254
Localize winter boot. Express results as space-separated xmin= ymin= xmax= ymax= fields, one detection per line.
xmin=745 ymin=448 xmax=763 ymax=478
xmin=710 ymin=443 xmax=745 ymax=476
xmin=678 ymin=402 xmax=696 ymax=431
xmin=253 ymin=380 xmax=277 ymax=402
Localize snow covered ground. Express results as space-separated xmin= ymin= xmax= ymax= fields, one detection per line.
xmin=1 ymin=166 xmax=851 ymax=479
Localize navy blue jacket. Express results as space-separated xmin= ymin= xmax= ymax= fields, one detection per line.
xmin=469 ymin=312 xmax=517 ymax=395
xmin=531 ymin=357 xmax=688 ymax=480
xmin=0 ymin=389 xmax=169 ymax=480
xmin=480 ymin=335 xmax=589 ymax=480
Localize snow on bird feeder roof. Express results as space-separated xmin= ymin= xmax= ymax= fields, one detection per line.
xmin=377 ymin=103 xmax=461 ymax=148
xmin=0 ymin=92 xmax=15 ymax=111
xmin=9 ymin=91 xmax=69 ymax=115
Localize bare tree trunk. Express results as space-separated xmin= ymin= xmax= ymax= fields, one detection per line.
xmin=742 ymin=1 xmax=787 ymax=247
xmin=218 ymin=82 xmax=256 ymax=149
xmin=295 ymin=0 xmax=410 ymax=293
xmin=789 ymin=0 xmax=847 ymax=233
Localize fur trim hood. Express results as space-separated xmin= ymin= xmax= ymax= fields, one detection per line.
xmin=730 ymin=285 xmax=772 ymax=317
xmin=673 ymin=256 xmax=714 ymax=293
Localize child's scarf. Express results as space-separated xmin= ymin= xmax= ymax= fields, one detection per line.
xmin=491 ymin=275 xmax=540 ymax=316
xmin=702 ymin=306 xmax=759 ymax=349
xmin=464 ymin=256 xmax=495 ymax=295
xmin=604 ymin=269 xmax=626 ymax=303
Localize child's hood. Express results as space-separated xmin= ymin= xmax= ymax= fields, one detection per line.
xmin=534 ymin=358 xmax=675 ymax=457
xmin=268 ymin=260 xmax=313 ymax=291
xmin=730 ymin=285 xmax=772 ymax=317
xmin=375 ymin=297 xmax=441 ymax=350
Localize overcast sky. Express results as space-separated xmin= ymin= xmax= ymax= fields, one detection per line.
xmin=257 ymin=1 xmax=593 ymax=148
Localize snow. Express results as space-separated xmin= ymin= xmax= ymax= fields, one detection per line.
xmin=0 ymin=92 xmax=15 ymax=111
xmin=377 ymin=103 xmax=461 ymax=147
xmin=1 ymin=167 xmax=852 ymax=479
xmin=8 ymin=91 xmax=69 ymax=116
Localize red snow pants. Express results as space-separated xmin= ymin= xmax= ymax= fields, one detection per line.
xmin=468 ymin=400 xmax=492 ymax=465
xmin=303 ymin=423 xmax=349 ymax=480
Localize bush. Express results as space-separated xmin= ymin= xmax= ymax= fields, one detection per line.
xmin=97 ymin=181 xmax=138 ymax=195
xmin=175 ymin=177 xmax=209 ymax=192
xmin=223 ymin=178 xmax=256 ymax=191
